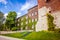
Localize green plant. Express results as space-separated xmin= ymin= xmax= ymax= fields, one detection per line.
xmin=46 ymin=13 xmax=55 ymax=31
xmin=11 ymin=27 xmax=18 ymax=31
xmin=54 ymin=28 xmax=60 ymax=33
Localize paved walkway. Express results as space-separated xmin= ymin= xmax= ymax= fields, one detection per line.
xmin=0 ymin=36 xmax=24 ymax=40
xmin=0 ymin=30 xmax=33 ymax=34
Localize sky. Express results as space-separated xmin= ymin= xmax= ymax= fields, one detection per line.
xmin=0 ymin=0 xmax=37 ymax=18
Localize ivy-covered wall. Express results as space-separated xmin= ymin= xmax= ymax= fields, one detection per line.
xmin=17 ymin=15 xmax=38 ymax=30
xmin=46 ymin=13 xmax=55 ymax=31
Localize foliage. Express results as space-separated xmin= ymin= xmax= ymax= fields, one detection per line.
xmin=46 ymin=13 xmax=55 ymax=31
xmin=25 ymin=31 xmax=60 ymax=40
xmin=11 ymin=27 xmax=18 ymax=31
xmin=20 ymin=16 xmax=27 ymax=30
xmin=1 ymin=32 xmax=30 ymax=39
xmin=5 ymin=11 xmax=17 ymax=30
xmin=54 ymin=28 xmax=60 ymax=33
xmin=0 ymin=11 xmax=4 ymax=30
xmin=2 ymin=31 xmax=60 ymax=40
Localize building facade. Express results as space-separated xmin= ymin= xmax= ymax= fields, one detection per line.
xmin=17 ymin=14 xmax=28 ymax=30
xmin=17 ymin=5 xmax=38 ymax=30
xmin=28 ymin=5 xmax=38 ymax=30
xmin=36 ymin=0 xmax=60 ymax=31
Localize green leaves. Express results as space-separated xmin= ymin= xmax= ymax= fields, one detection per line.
xmin=5 ymin=11 xmax=17 ymax=30
xmin=46 ymin=13 xmax=55 ymax=31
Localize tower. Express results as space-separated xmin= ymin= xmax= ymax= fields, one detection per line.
xmin=36 ymin=0 xmax=60 ymax=32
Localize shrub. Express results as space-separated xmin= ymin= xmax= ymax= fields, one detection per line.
xmin=11 ymin=27 xmax=18 ymax=31
xmin=54 ymin=28 xmax=60 ymax=33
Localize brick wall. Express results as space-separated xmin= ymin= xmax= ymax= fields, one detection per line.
xmin=38 ymin=0 xmax=60 ymax=11
xmin=28 ymin=5 xmax=38 ymax=19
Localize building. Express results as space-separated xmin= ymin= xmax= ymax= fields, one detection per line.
xmin=17 ymin=5 xmax=38 ymax=30
xmin=28 ymin=5 xmax=38 ymax=30
xmin=17 ymin=14 xmax=28 ymax=30
xmin=36 ymin=0 xmax=60 ymax=31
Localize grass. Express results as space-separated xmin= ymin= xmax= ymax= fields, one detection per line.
xmin=25 ymin=31 xmax=60 ymax=40
xmin=1 ymin=32 xmax=31 ymax=39
xmin=1 ymin=31 xmax=60 ymax=40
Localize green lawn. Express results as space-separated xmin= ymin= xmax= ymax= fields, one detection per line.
xmin=25 ymin=31 xmax=60 ymax=40
xmin=1 ymin=32 xmax=31 ymax=38
xmin=1 ymin=31 xmax=60 ymax=40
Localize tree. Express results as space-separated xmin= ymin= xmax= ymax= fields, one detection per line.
xmin=5 ymin=11 xmax=17 ymax=30
xmin=0 ymin=11 xmax=4 ymax=30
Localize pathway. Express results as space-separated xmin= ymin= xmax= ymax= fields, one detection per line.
xmin=0 ymin=36 xmax=24 ymax=40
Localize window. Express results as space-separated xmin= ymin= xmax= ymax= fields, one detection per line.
xmin=26 ymin=21 xmax=28 ymax=24
xmin=21 ymin=22 xmax=23 ymax=25
xmin=18 ymin=24 xmax=19 ymax=26
xmin=29 ymin=20 xmax=31 ymax=23
xmin=32 ymin=19 xmax=34 ymax=22
xmin=35 ymin=18 xmax=37 ymax=21
xmin=21 ymin=18 xmax=23 ymax=20
xmin=32 ymin=13 xmax=34 ymax=16
xmin=32 ymin=25 xmax=34 ymax=29
xmin=26 ymin=16 xmax=28 ymax=19
xmin=35 ymin=12 xmax=37 ymax=15
xmin=18 ymin=19 xmax=19 ymax=21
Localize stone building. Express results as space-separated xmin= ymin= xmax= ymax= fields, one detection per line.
xmin=17 ymin=5 xmax=38 ymax=30
xmin=28 ymin=5 xmax=38 ymax=30
xmin=17 ymin=14 xmax=28 ymax=30
xmin=36 ymin=0 xmax=60 ymax=31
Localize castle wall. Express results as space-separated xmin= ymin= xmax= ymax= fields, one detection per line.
xmin=36 ymin=0 xmax=60 ymax=31
xmin=51 ymin=11 xmax=60 ymax=28
xmin=36 ymin=7 xmax=48 ymax=31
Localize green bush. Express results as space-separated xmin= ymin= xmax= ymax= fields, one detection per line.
xmin=11 ymin=27 xmax=18 ymax=31
xmin=54 ymin=28 xmax=60 ymax=33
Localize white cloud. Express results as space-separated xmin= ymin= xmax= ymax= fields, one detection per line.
xmin=17 ymin=13 xmax=21 ymax=18
xmin=0 ymin=0 xmax=7 ymax=5
xmin=20 ymin=3 xmax=30 ymax=11
xmin=4 ymin=13 xmax=8 ymax=18
xmin=20 ymin=0 xmax=37 ymax=11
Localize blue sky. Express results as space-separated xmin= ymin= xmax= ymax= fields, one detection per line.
xmin=0 ymin=0 xmax=37 ymax=18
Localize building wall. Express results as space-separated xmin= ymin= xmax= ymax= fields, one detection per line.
xmin=17 ymin=14 xmax=28 ymax=30
xmin=36 ymin=0 xmax=60 ymax=31
xmin=51 ymin=11 xmax=60 ymax=28
xmin=28 ymin=5 xmax=38 ymax=30
xmin=38 ymin=0 xmax=60 ymax=11
xmin=17 ymin=5 xmax=38 ymax=30
xmin=36 ymin=7 xmax=48 ymax=31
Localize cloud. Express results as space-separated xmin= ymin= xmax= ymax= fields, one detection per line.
xmin=0 ymin=0 xmax=7 ymax=5
xmin=20 ymin=2 xmax=30 ymax=11
xmin=4 ymin=13 xmax=8 ymax=18
xmin=20 ymin=0 xmax=37 ymax=11
xmin=17 ymin=13 xmax=21 ymax=18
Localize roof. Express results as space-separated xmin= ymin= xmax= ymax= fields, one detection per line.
xmin=28 ymin=5 xmax=38 ymax=11
xmin=17 ymin=13 xmax=28 ymax=20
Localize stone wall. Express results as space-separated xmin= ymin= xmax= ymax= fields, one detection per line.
xmin=36 ymin=0 xmax=60 ymax=31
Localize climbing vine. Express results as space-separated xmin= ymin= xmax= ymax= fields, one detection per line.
xmin=46 ymin=13 xmax=55 ymax=31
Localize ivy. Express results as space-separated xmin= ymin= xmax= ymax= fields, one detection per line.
xmin=46 ymin=13 xmax=55 ymax=31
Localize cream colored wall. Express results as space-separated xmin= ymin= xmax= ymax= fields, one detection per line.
xmin=51 ymin=11 xmax=60 ymax=28
xmin=36 ymin=7 xmax=49 ymax=32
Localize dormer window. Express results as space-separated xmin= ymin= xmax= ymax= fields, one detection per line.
xmin=45 ymin=0 xmax=50 ymax=3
